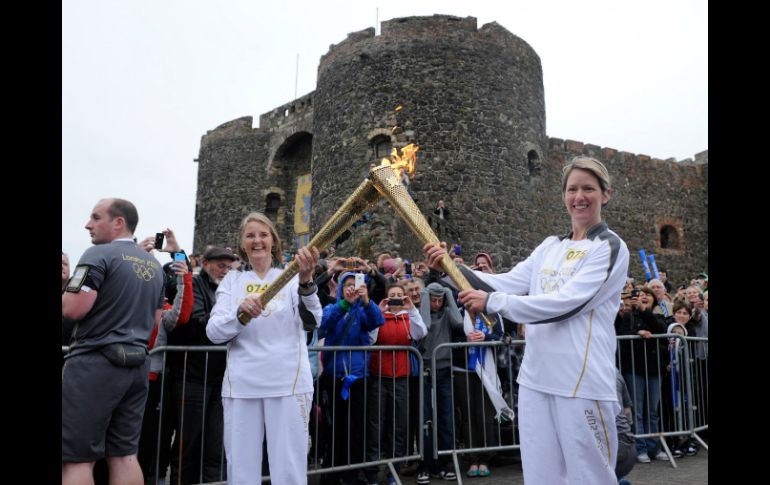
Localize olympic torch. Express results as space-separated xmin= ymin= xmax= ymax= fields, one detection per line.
xmin=368 ymin=145 xmax=496 ymax=330
xmin=247 ymin=143 xmax=495 ymax=330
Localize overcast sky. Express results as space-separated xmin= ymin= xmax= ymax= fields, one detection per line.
xmin=62 ymin=0 xmax=707 ymax=265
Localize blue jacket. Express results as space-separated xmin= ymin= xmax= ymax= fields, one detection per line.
xmin=320 ymin=271 xmax=384 ymax=378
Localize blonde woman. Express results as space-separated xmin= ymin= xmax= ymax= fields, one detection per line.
xmin=425 ymin=156 xmax=630 ymax=484
xmin=206 ymin=212 xmax=321 ymax=484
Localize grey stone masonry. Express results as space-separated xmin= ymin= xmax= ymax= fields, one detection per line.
xmin=193 ymin=15 xmax=707 ymax=284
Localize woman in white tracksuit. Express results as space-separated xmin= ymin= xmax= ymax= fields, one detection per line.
xmin=206 ymin=212 xmax=322 ymax=484
xmin=425 ymin=156 xmax=629 ymax=484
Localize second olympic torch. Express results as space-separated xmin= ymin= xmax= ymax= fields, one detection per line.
xmin=368 ymin=145 xmax=496 ymax=330
xmin=245 ymin=179 xmax=382 ymax=311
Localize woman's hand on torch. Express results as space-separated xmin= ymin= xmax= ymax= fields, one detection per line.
xmin=459 ymin=289 xmax=489 ymax=315
xmin=296 ymin=246 xmax=320 ymax=284
xmin=239 ymin=294 xmax=264 ymax=319
xmin=423 ymin=242 xmax=449 ymax=271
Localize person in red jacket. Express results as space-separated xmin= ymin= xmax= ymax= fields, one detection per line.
xmin=138 ymin=249 xmax=195 ymax=484
xmin=364 ymin=283 xmax=427 ymax=483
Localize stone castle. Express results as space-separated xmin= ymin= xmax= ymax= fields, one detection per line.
xmin=193 ymin=15 xmax=707 ymax=283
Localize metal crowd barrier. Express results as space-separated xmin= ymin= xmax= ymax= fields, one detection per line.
xmin=62 ymin=333 xmax=707 ymax=482
xmin=615 ymin=334 xmax=709 ymax=468
xmin=430 ymin=340 xmax=523 ymax=485
xmin=62 ymin=345 xmax=423 ymax=485
xmin=307 ymin=345 xmax=424 ymax=485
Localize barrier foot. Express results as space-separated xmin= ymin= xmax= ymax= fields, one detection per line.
xmin=452 ymin=452 xmax=463 ymax=485
xmin=693 ymin=432 xmax=709 ymax=451
xmin=387 ymin=462 xmax=403 ymax=485
xmin=658 ymin=436 xmax=678 ymax=469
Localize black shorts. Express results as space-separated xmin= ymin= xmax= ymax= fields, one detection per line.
xmin=62 ymin=351 xmax=149 ymax=462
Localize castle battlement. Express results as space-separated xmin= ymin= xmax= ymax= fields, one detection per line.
xmin=319 ymin=15 xmax=537 ymax=78
xmin=200 ymin=116 xmax=266 ymax=150
xmin=259 ymin=91 xmax=314 ymax=131
xmin=548 ymin=137 xmax=708 ymax=168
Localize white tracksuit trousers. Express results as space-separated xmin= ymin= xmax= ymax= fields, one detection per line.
xmin=518 ymin=385 xmax=619 ymax=485
xmin=222 ymin=394 xmax=312 ymax=485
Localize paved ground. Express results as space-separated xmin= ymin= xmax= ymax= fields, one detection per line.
xmin=306 ymin=448 xmax=707 ymax=485
xmin=394 ymin=450 xmax=708 ymax=485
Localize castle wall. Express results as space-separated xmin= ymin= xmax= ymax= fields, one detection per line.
xmin=194 ymin=116 xmax=271 ymax=251
xmin=193 ymin=15 xmax=707 ymax=283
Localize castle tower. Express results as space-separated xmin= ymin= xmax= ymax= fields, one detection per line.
xmin=311 ymin=15 xmax=548 ymax=263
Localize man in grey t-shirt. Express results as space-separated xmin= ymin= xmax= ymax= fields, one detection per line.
xmin=62 ymin=198 xmax=164 ymax=485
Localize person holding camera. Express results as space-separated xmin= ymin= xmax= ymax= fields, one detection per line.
xmin=424 ymin=157 xmax=630 ymax=484
xmin=364 ymin=283 xmax=427 ymax=483
xmin=205 ymin=212 xmax=322 ymax=484
xmin=62 ymin=198 xmax=165 ymax=485
xmin=318 ymin=270 xmax=385 ymax=484
xmin=615 ymin=286 xmax=667 ymax=463
xmin=166 ymin=244 xmax=235 ymax=485
xmin=138 ymin=248 xmax=194 ymax=484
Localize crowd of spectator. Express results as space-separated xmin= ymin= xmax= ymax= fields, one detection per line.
xmin=63 ymin=210 xmax=708 ymax=485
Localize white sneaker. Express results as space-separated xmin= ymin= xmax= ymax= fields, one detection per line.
xmin=654 ymin=450 xmax=669 ymax=461
xmin=637 ymin=453 xmax=651 ymax=463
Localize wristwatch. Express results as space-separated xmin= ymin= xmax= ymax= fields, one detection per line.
xmin=298 ymin=280 xmax=317 ymax=295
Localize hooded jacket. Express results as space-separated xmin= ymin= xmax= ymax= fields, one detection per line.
xmin=474 ymin=252 xmax=494 ymax=272
xmin=320 ymin=271 xmax=385 ymax=378
xmin=418 ymin=283 xmax=464 ymax=371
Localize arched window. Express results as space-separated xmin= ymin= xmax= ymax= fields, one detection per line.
xmin=372 ymin=136 xmax=392 ymax=161
xmin=660 ymin=225 xmax=680 ymax=249
xmin=265 ymin=193 xmax=281 ymax=221
xmin=527 ymin=150 xmax=541 ymax=176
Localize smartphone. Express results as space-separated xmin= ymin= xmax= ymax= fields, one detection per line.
xmin=388 ymin=298 xmax=403 ymax=306
xmin=345 ymin=258 xmax=356 ymax=270
xmin=630 ymin=289 xmax=640 ymax=298
xmin=174 ymin=252 xmax=186 ymax=262
xmin=355 ymin=273 xmax=365 ymax=289
xmin=154 ymin=232 xmax=165 ymax=250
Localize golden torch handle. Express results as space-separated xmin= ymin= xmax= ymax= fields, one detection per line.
xmin=368 ymin=165 xmax=496 ymax=330
xmin=247 ymin=178 xmax=382 ymax=310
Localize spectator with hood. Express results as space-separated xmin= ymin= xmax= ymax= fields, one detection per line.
xmin=319 ymin=271 xmax=384 ymax=484
xmin=415 ymin=283 xmax=464 ymax=483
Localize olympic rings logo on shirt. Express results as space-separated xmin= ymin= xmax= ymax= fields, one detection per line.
xmin=132 ymin=262 xmax=156 ymax=281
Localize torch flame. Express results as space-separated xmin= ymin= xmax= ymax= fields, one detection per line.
xmin=378 ymin=143 xmax=419 ymax=177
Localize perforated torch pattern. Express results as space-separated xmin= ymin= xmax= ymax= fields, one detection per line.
xmin=368 ymin=165 xmax=495 ymax=329
xmin=258 ymin=179 xmax=383 ymax=305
